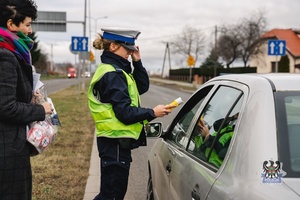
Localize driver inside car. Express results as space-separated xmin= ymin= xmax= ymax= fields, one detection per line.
xmin=193 ymin=113 xmax=238 ymax=167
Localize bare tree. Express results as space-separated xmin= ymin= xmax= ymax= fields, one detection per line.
xmin=171 ymin=26 xmax=206 ymax=67
xmin=217 ymin=25 xmax=241 ymax=68
xmin=238 ymin=10 xmax=267 ymax=67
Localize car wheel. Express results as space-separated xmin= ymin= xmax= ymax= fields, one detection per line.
xmin=147 ymin=173 xmax=154 ymax=200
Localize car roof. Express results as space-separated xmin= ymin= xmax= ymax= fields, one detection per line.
xmin=211 ymin=73 xmax=300 ymax=91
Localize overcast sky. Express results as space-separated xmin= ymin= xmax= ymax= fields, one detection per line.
xmin=34 ymin=0 xmax=300 ymax=74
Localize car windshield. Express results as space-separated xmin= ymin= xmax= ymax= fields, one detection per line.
xmin=275 ymin=91 xmax=300 ymax=178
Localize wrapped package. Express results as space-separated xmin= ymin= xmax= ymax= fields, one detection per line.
xmin=27 ymin=73 xmax=60 ymax=156
xmin=27 ymin=116 xmax=57 ymax=155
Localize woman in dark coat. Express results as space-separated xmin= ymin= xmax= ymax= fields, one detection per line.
xmin=0 ymin=0 xmax=53 ymax=199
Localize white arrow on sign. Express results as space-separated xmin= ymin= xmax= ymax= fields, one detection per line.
xmin=73 ymin=38 xmax=78 ymax=50
xmin=269 ymin=42 xmax=275 ymax=54
xmin=279 ymin=42 xmax=285 ymax=54
xmin=82 ymin=38 xmax=87 ymax=51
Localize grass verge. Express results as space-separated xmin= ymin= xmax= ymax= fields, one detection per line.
xmin=31 ymin=82 xmax=95 ymax=200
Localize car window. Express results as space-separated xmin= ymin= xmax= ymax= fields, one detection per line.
xmin=187 ymin=86 xmax=244 ymax=169
xmin=276 ymin=91 xmax=300 ymax=178
xmin=166 ymin=85 xmax=213 ymax=148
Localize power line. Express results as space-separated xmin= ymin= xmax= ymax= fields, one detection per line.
xmin=139 ymin=25 xmax=216 ymax=41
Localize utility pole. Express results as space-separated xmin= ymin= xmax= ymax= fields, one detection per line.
xmin=214 ymin=25 xmax=218 ymax=77
xmin=84 ymin=0 xmax=87 ymax=37
xmin=78 ymin=0 xmax=88 ymax=93
xmin=82 ymin=0 xmax=87 ymax=75
xmin=161 ymin=42 xmax=171 ymax=78
xmin=51 ymin=44 xmax=53 ymax=71
xmin=88 ymin=0 xmax=92 ymax=73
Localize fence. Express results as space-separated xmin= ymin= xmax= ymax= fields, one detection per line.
xmin=168 ymin=67 xmax=257 ymax=84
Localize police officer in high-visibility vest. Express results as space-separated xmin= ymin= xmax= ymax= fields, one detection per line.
xmin=88 ymin=27 xmax=174 ymax=200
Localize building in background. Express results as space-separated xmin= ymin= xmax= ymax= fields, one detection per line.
xmin=250 ymin=29 xmax=300 ymax=73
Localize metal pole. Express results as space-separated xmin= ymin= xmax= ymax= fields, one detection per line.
xmin=88 ymin=0 xmax=92 ymax=73
xmin=51 ymin=43 xmax=53 ymax=72
xmin=84 ymin=0 xmax=87 ymax=37
xmin=167 ymin=43 xmax=171 ymax=70
xmin=189 ymin=67 xmax=192 ymax=83
xmin=161 ymin=43 xmax=168 ymax=78
xmin=275 ymin=56 xmax=278 ymax=72
xmin=80 ymin=0 xmax=87 ymax=93
xmin=214 ymin=25 xmax=217 ymax=77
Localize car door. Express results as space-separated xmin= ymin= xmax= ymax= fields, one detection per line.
xmin=159 ymin=85 xmax=214 ymax=200
xmin=152 ymin=103 xmax=205 ymax=200
xmin=148 ymin=86 xmax=212 ymax=200
xmin=169 ymin=83 xmax=246 ymax=200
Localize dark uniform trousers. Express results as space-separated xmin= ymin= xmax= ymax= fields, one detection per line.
xmin=94 ymin=137 xmax=132 ymax=200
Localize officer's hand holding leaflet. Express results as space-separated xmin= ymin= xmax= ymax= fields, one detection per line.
xmin=153 ymin=104 xmax=174 ymax=117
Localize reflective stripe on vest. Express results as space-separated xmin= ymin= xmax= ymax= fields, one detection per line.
xmin=88 ymin=64 xmax=143 ymax=139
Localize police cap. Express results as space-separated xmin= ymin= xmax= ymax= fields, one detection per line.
xmin=101 ymin=27 xmax=141 ymax=51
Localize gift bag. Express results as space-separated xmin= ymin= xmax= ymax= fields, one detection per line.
xmin=27 ymin=116 xmax=57 ymax=155
xmin=27 ymin=72 xmax=60 ymax=156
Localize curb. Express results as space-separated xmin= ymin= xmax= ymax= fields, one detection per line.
xmin=83 ymin=134 xmax=99 ymax=200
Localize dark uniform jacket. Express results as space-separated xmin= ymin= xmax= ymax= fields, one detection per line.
xmin=94 ymin=51 xmax=156 ymax=147
xmin=94 ymin=51 xmax=155 ymax=124
xmin=0 ymin=48 xmax=46 ymax=200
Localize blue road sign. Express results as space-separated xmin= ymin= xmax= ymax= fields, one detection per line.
xmin=268 ymin=40 xmax=286 ymax=56
xmin=71 ymin=36 xmax=88 ymax=52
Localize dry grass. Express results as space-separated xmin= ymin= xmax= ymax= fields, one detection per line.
xmin=31 ymin=83 xmax=95 ymax=200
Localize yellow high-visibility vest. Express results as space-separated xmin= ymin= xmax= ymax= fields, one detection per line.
xmin=88 ymin=64 xmax=143 ymax=139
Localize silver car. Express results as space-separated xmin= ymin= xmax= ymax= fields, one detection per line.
xmin=146 ymin=74 xmax=300 ymax=200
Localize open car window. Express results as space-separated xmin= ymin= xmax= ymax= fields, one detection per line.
xmin=187 ymin=85 xmax=244 ymax=169
xmin=166 ymin=85 xmax=213 ymax=148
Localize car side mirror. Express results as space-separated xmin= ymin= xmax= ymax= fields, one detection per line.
xmin=144 ymin=122 xmax=163 ymax=137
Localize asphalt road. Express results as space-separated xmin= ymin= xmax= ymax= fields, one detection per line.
xmin=42 ymin=77 xmax=84 ymax=96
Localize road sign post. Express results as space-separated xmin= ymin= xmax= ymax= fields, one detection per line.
xmin=187 ymin=55 xmax=195 ymax=83
xmin=187 ymin=55 xmax=195 ymax=67
xmin=268 ymin=40 xmax=286 ymax=73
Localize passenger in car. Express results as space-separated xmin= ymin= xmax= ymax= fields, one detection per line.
xmin=193 ymin=114 xmax=238 ymax=167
